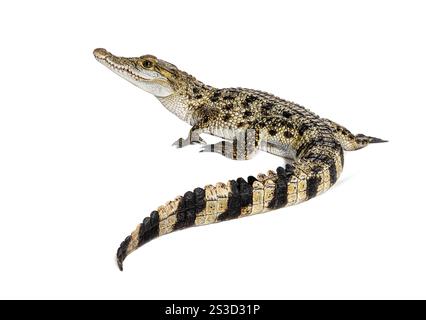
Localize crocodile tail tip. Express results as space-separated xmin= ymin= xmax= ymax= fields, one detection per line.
xmin=116 ymin=235 xmax=131 ymax=271
xmin=369 ymin=136 xmax=388 ymax=143
xmin=117 ymin=258 xmax=124 ymax=272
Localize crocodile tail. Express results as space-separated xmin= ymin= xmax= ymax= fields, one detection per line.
xmin=116 ymin=140 xmax=344 ymax=271
xmin=322 ymin=118 xmax=387 ymax=151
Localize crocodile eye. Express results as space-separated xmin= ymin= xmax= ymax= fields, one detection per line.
xmin=142 ymin=60 xmax=153 ymax=68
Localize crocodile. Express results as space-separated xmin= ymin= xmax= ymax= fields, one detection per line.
xmin=93 ymin=48 xmax=386 ymax=270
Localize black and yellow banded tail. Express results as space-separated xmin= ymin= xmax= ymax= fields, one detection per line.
xmin=116 ymin=140 xmax=344 ymax=270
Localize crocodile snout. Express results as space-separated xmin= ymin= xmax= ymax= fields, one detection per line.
xmin=93 ymin=48 xmax=110 ymax=59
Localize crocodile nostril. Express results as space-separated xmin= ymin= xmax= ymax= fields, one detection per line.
xmin=93 ymin=48 xmax=110 ymax=59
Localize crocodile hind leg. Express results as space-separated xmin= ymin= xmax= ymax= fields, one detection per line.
xmin=323 ymin=118 xmax=387 ymax=151
xmin=200 ymin=129 xmax=259 ymax=160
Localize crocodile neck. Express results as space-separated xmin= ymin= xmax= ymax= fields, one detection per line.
xmin=157 ymin=94 xmax=194 ymax=124
xmin=158 ymin=79 xmax=214 ymax=125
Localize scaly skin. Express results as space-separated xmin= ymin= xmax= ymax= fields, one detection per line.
xmin=93 ymin=48 xmax=386 ymax=270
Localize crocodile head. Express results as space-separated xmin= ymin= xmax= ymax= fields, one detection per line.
xmin=93 ymin=48 xmax=178 ymax=97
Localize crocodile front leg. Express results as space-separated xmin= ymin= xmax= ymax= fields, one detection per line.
xmin=172 ymin=125 xmax=207 ymax=148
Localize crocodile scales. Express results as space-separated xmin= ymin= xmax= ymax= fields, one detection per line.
xmin=93 ymin=48 xmax=386 ymax=270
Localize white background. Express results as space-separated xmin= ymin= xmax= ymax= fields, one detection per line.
xmin=0 ymin=0 xmax=425 ymax=299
